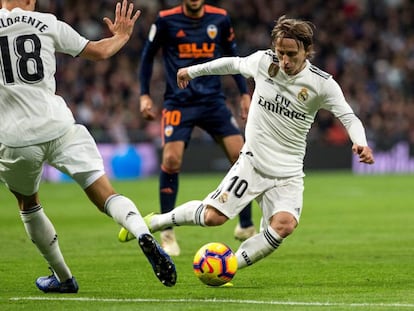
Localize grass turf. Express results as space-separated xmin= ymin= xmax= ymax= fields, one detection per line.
xmin=0 ymin=172 xmax=413 ymax=310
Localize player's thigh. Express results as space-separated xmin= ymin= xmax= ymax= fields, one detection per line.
xmin=0 ymin=144 xmax=44 ymax=195
xmin=47 ymin=125 xmax=105 ymax=189
xmin=259 ymin=176 xmax=304 ymax=231
xmin=203 ymin=154 xmax=271 ymax=219
xmin=218 ymin=134 xmax=244 ymax=164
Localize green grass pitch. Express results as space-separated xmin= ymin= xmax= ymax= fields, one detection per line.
xmin=0 ymin=172 xmax=413 ymax=311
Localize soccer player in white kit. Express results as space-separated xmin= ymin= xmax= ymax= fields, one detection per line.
xmin=144 ymin=15 xmax=375 ymax=271
xmin=0 ymin=0 xmax=176 ymax=292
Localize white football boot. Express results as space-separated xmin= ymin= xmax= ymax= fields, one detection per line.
xmin=160 ymin=229 xmax=181 ymax=256
xmin=234 ymin=224 xmax=257 ymax=241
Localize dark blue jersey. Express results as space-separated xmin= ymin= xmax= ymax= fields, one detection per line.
xmin=139 ymin=4 xmax=247 ymax=105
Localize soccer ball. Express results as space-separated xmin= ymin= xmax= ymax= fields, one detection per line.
xmin=193 ymin=242 xmax=238 ymax=286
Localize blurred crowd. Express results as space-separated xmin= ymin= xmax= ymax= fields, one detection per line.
xmin=36 ymin=0 xmax=414 ymax=151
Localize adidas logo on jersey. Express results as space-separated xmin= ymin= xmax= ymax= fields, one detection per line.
xmin=176 ymin=29 xmax=186 ymax=38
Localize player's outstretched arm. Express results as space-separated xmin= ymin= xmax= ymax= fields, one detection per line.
xmin=352 ymin=144 xmax=375 ymax=164
xmin=177 ymin=68 xmax=192 ymax=89
xmin=80 ymin=0 xmax=141 ymax=61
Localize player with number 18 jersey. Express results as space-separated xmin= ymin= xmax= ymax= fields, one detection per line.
xmin=0 ymin=8 xmax=88 ymax=147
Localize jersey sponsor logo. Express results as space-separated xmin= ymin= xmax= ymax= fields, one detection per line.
xmin=207 ymin=24 xmax=218 ymax=39
xmin=178 ymin=42 xmax=215 ymax=58
xmin=297 ymin=88 xmax=309 ymax=102
xmin=258 ymin=95 xmax=306 ymax=121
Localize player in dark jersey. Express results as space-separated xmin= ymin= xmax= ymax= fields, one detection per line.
xmin=118 ymin=0 xmax=256 ymax=255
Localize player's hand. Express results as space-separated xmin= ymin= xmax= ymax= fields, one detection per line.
xmin=352 ymin=144 xmax=375 ymax=164
xmin=239 ymin=93 xmax=251 ymax=121
xmin=103 ymin=0 xmax=141 ymax=38
xmin=177 ymin=68 xmax=192 ymax=89
xmin=140 ymin=95 xmax=157 ymax=121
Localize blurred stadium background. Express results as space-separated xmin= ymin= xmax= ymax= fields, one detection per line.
xmin=36 ymin=0 xmax=414 ymax=179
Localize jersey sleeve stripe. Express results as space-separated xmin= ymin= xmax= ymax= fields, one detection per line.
xmin=309 ymin=65 xmax=331 ymax=79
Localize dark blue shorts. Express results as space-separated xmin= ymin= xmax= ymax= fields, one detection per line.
xmin=161 ymin=100 xmax=241 ymax=145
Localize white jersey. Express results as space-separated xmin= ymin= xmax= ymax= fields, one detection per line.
xmin=188 ymin=50 xmax=368 ymax=177
xmin=0 ymin=8 xmax=88 ymax=147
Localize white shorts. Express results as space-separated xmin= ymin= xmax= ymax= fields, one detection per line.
xmin=203 ymin=153 xmax=304 ymax=230
xmin=0 ymin=124 xmax=104 ymax=195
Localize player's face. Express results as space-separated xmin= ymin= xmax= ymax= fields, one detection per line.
xmin=183 ymin=0 xmax=204 ymax=15
xmin=275 ymin=38 xmax=308 ymax=76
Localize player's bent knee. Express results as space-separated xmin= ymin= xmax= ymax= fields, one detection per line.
xmin=162 ymin=153 xmax=182 ymax=171
xmin=275 ymin=225 xmax=296 ymax=238
xmin=270 ymin=212 xmax=298 ymax=238
xmin=204 ymin=216 xmax=227 ymax=226
xmin=204 ymin=206 xmax=228 ymax=226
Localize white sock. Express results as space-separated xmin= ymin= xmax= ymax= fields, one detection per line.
xmin=104 ymin=194 xmax=150 ymax=238
xmin=20 ymin=205 xmax=72 ymax=282
xmin=235 ymin=225 xmax=283 ymax=269
xmin=151 ymin=200 xmax=204 ymax=231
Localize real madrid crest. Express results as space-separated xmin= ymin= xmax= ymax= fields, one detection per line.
xmin=268 ymin=63 xmax=279 ymax=77
xmin=218 ymin=192 xmax=228 ymax=204
xmin=207 ymin=24 xmax=218 ymax=40
xmin=297 ymin=88 xmax=309 ymax=102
